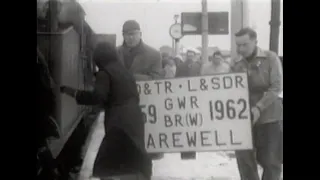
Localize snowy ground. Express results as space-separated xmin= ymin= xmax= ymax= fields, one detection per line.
xmin=78 ymin=113 xmax=283 ymax=180
xmin=152 ymin=152 xmax=240 ymax=180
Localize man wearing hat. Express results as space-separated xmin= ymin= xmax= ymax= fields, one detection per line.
xmin=117 ymin=20 xmax=164 ymax=161
xmin=117 ymin=20 xmax=164 ymax=81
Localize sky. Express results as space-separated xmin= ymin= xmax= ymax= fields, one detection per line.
xmin=80 ymin=0 xmax=283 ymax=55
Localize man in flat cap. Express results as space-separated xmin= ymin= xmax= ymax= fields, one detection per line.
xmin=117 ymin=20 xmax=164 ymax=81
xmin=117 ymin=20 xmax=164 ymax=162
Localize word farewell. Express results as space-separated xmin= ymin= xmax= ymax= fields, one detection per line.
xmin=141 ymin=73 xmax=253 ymax=152
xmin=146 ymin=129 xmax=243 ymax=150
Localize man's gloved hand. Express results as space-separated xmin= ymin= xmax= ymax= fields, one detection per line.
xmin=60 ymin=86 xmax=77 ymax=97
xmin=251 ymin=106 xmax=261 ymax=125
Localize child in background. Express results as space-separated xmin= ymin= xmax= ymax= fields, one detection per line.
xmin=164 ymin=57 xmax=177 ymax=78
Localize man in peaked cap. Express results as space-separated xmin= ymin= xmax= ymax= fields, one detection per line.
xmin=117 ymin=20 xmax=164 ymax=81
xmin=117 ymin=20 xmax=165 ymax=162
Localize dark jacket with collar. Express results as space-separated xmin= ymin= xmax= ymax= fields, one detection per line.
xmin=74 ymin=43 xmax=147 ymax=154
xmin=117 ymin=41 xmax=164 ymax=81
xmin=176 ymin=59 xmax=202 ymax=77
xmin=231 ymin=47 xmax=283 ymax=124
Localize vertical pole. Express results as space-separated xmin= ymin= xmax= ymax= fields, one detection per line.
xmin=230 ymin=0 xmax=249 ymax=60
xmin=172 ymin=38 xmax=175 ymax=55
xmin=48 ymin=0 xmax=59 ymax=32
xmin=172 ymin=15 xmax=179 ymax=56
xmin=201 ymin=0 xmax=209 ymax=64
xmin=269 ymin=0 xmax=281 ymax=54
xmin=175 ymin=39 xmax=180 ymax=56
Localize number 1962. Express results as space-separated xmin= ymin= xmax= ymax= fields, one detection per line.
xmin=209 ymin=98 xmax=249 ymax=121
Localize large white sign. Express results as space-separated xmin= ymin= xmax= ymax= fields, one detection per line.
xmin=137 ymin=72 xmax=253 ymax=153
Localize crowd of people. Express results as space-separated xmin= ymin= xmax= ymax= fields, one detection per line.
xmin=161 ymin=48 xmax=231 ymax=79
xmin=60 ymin=19 xmax=283 ymax=180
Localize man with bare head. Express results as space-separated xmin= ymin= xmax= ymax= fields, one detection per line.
xmin=175 ymin=48 xmax=201 ymax=77
xmin=232 ymin=27 xmax=283 ymax=180
xmin=201 ymin=50 xmax=231 ymax=75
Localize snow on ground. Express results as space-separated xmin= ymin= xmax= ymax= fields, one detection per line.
xmin=152 ymin=152 xmax=240 ymax=180
xmin=152 ymin=152 xmax=283 ymax=180
xmin=79 ymin=113 xmax=283 ymax=180
xmin=79 ymin=113 xmax=105 ymax=180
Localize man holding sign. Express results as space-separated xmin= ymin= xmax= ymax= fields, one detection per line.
xmin=232 ymin=27 xmax=283 ymax=180
xmin=140 ymin=73 xmax=253 ymax=153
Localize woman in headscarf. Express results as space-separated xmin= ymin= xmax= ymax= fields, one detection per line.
xmin=60 ymin=42 xmax=152 ymax=179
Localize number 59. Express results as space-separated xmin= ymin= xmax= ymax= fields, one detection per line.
xmin=140 ymin=105 xmax=157 ymax=124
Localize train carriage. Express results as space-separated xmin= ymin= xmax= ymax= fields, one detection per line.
xmin=37 ymin=0 xmax=116 ymax=179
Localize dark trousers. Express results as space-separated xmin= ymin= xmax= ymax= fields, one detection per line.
xmin=93 ymin=127 xmax=152 ymax=179
xmin=235 ymin=121 xmax=283 ymax=180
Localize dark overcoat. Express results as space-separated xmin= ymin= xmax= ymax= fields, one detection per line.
xmin=117 ymin=41 xmax=164 ymax=80
xmin=74 ymin=43 xmax=147 ymax=154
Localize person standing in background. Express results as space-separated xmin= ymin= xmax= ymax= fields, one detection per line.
xmin=163 ymin=57 xmax=177 ymax=78
xmin=161 ymin=52 xmax=170 ymax=68
xmin=173 ymin=54 xmax=184 ymax=68
xmin=175 ymin=49 xmax=201 ymax=77
xmin=232 ymin=27 xmax=283 ymax=180
xmin=117 ymin=20 xmax=164 ymax=81
xmin=201 ymin=50 xmax=231 ymax=75
xmin=175 ymin=48 xmax=201 ymax=159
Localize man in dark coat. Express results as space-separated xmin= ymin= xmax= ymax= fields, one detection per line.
xmin=117 ymin=20 xmax=164 ymax=81
xmin=175 ymin=49 xmax=201 ymax=77
xmin=60 ymin=42 xmax=152 ymax=179
xmin=117 ymin=20 xmax=164 ymax=160
xmin=175 ymin=48 xmax=202 ymax=159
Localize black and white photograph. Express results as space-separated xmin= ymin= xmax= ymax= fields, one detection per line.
xmin=36 ymin=0 xmax=283 ymax=179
